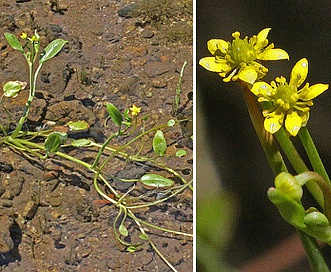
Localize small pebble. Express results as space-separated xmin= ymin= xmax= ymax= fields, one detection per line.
xmin=49 ymin=197 xmax=62 ymax=207
xmin=23 ymin=201 xmax=38 ymax=220
xmin=152 ymin=78 xmax=167 ymax=88
xmin=1 ymin=199 xmax=13 ymax=207
xmin=141 ymin=29 xmax=154 ymax=39
xmin=50 ymin=208 xmax=63 ymax=219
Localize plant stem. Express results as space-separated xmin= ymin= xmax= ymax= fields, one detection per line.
xmin=299 ymin=127 xmax=331 ymax=186
xmin=298 ymin=231 xmax=330 ymax=272
xmin=11 ymin=62 xmax=43 ymax=138
xmin=241 ymin=83 xmax=287 ymax=175
xmin=274 ymin=128 xmax=324 ymax=208
xmin=91 ymin=132 xmax=118 ymax=169
xmin=98 ymin=123 xmax=169 ymax=172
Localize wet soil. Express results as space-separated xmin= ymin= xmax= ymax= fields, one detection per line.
xmin=0 ymin=0 xmax=193 ymax=271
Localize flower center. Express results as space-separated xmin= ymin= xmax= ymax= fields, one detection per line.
xmin=230 ymin=38 xmax=256 ymax=64
xmin=274 ymin=83 xmax=299 ymax=110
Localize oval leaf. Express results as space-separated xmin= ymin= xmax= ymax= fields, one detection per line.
xmin=39 ymin=39 xmax=68 ymax=64
xmin=127 ymin=246 xmax=138 ymax=252
xmin=167 ymin=119 xmax=176 ymax=127
xmin=153 ymin=130 xmax=167 ymax=156
xmin=66 ymin=120 xmax=90 ymax=131
xmin=139 ymin=234 xmax=148 ymax=240
xmin=140 ymin=174 xmax=174 ymax=187
xmin=45 ymin=132 xmax=68 ymax=155
xmin=3 ymin=81 xmax=27 ymax=98
xmin=71 ymin=139 xmax=92 ymax=147
xmin=119 ymin=224 xmax=128 ymax=237
xmin=106 ymin=102 xmax=123 ymax=127
xmin=4 ymin=33 xmax=23 ymax=52
xmin=176 ymin=149 xmax=187 ymax=157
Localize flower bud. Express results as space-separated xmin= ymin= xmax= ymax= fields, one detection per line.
xmin=274 ymin=172 xmax=303 ymax=201
xmin=304 ymin=211 xmax=329 ymax=228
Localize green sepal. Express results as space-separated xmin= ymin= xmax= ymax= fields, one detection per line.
xmin=267 ymin=187 xmax=306 ymax=229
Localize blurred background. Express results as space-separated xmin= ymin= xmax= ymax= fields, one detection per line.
xmin=196 ymin=0 xmax=331 ymax=271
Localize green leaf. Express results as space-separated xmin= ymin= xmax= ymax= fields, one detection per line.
xmin=66 ymin=120 xmax=90 ymax=131
xmin=106 ymin=102 xmax=123 ymax=127
xmin=3 ymin=81 xmax=27 ymax=98
xmin=167 ymin=119 xmax=176 ymax=127
xmin=139 ymin=234 xmax=148 ymax=240
xmin=153 ymin=130 xmax=167 ymax=156
xmin=127 ymin=246 xmax=138 ymax=252
xmin=44 ymin=132 xmax=68 ymax=155
xmin=140 ymin=173 xmax=174 ymax=187
xmin=4 ymin=33 xmax=24 ymax=52
xmin=119 ymin=224 xmax=128 ymax=237
xmin=71 ymin=139 xmax=92 ymax=147
xmin=176 ymin=149 xmax=187 ymax=157
xmin=39 ymin=39 xmax=68 ymax=64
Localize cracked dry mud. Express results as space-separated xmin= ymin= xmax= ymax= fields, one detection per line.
xmin=0 ymin=0 xmax=193 ymax=271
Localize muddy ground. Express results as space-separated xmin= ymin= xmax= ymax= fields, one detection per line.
xmin=0 ymin=0 xmax=193 ymax=271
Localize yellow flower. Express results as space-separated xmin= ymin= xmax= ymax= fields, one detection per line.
xmin=29 ymin=35 xmax=39 ymax=42
xmin=129 ymin=104 xmax=141 ymax=116
xmin=251 ymin=58 xmax=329 ymax=136
xmin=20 ymin=32 xmax=28 ymax=39
xmin=199 ymin=28 xmax=289 ymax=84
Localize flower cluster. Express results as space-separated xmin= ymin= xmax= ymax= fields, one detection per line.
xmin=251 ymin=58 xmax=328 ymax=136
xmin=199 ymin=28 xmax=289 ymax=84
xmin=200 ymin=28 xmax=329 ymax=136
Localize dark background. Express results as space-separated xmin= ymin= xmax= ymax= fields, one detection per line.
xmin=197 ymin=0 xmax=331 ymax=269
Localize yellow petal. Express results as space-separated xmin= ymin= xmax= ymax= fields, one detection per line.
xmin=238 ymin=66 xmax=258 ymax=84
xmin=285 ymin=111 xmax=302 ymax=136
xmin=207 ymin=39 xmax=228 ymax=55
xmin=251 ymin=81 xmax=273 ymax=96
xmin=264 ymin=111 xmax=284 ymax=134
xmin=199 ymin=57 xmax=230 ymax=72
xmin=223 ymin=68 xmax=237 ymax=82
xmin=257 ymin=48 xmax=289 ymax=61
xmin=255 ymin=28 xmax=271 ymax=48
xmin=300 ymin=83 xmax=329 ymax=100
xmin=289 ymin=58 xmax=308 ymax=88
xmin=301 ymin=111 xmax=310 ymax=127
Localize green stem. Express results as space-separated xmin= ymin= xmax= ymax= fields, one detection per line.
xmin=128 ymin=209 xmax=192 ymax=237
xmin=298 ymin=231 xmax=330 ymax=272
xmin=274 ymin=128 xmax=308 ymax=173
xmin=98 ymin=123 xmax=169 ymax=172
xmin=296 ymin=171 xmax=331 ymax=221
xmin=299 ymin=127 xmax=331 ymax=186
xmin=241 ymin=84 xmax=287 ymax=174
xmin=91 ymin=132 xmax=118 ymax=169
xmin=274 ymin=128 xmax=324 ymax=209
xmin=11 ymin=62 xmax=43 ymax=138
xmin=127 ymin=209 xmax=179 ymax=272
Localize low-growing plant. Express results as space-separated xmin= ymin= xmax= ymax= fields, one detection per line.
xmin=0 ymin=31 xmax=192 ymax=271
